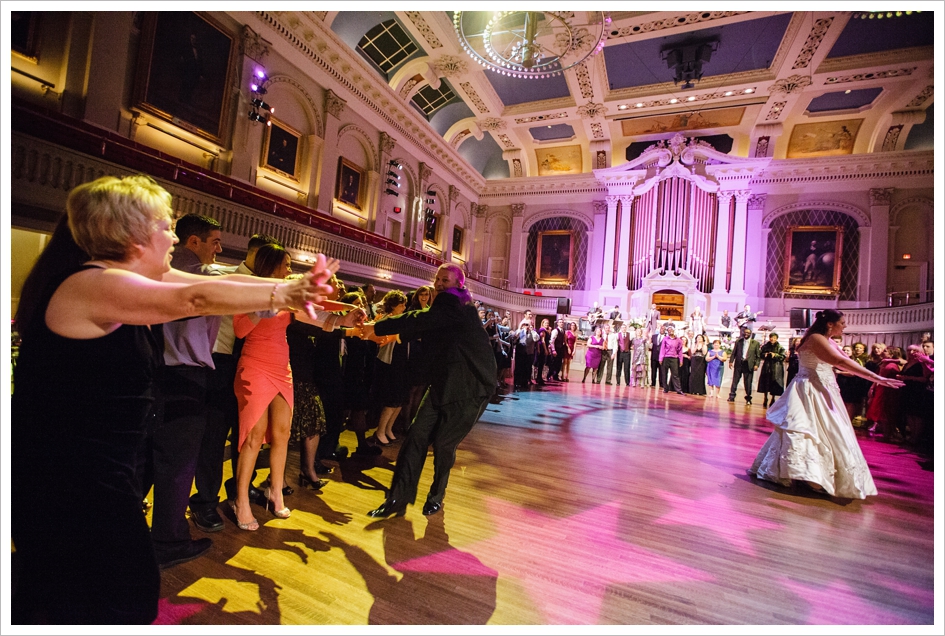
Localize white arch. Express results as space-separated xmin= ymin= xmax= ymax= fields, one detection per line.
xmin=890 ymin=196 xmax=933 ymax=225
xmin=762 ymin=201 xmax=870 ymax=228
xmin=337 ymin=124 xmax=378 ymax=171
xmin=523 ymin=209 xmax=592 ymax=232
xmin=265 ymin=75 xmax=324 ymax=138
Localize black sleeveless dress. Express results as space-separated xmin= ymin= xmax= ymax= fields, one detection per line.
xmin=12 ymin=265 xmax=162 ymax=624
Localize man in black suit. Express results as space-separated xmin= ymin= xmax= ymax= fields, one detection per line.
xmin=650 ymin=324 xmax=665 ymax=389
xmin=728 ymin=327 xmax=762 ymax=405
xmin=363 ymin=264 xmax=496 ymax=517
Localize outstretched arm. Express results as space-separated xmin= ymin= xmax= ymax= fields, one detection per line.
xmin=804 ymin=335 xmax=904 ymax=388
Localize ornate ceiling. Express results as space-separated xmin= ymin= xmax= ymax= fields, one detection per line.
xmin=292 ymin=11 xmax=935 ymax=182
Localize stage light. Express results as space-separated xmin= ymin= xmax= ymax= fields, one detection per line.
xmin=251 ymin=98 xmax=272 ymax=112
xmin=426 ymin=190 xmax=436 ymax=196
xmin=387 ymin=171 xmax=401 ymax=179
xmin=386 ymin=178 xmax=398 ymax=186
xmin=389 ymin=160 xmax=402 ymax=168
xmin=384 ymin=188 xmax=398 ymax=196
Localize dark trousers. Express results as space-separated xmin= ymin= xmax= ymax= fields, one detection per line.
xmin=534 ymin=350 xmax=546 ymax=383
xmin=388 ymin=393 xmax=489 ymax=506
xmin=615 ymin=350 xmax=632 ymax=384
xmin=660 ymin=357 xmax=682 ymax=392
xmin=597 ymin=351 xmax=614 ymax=383
xmin=190 ymin=353 xmax=237 ymax=511
xmin=148 ymin=365 xmax=211 ymax=550
xmin=729 ymin=361 xmax=755 ymax=403
xmin=316 ymin=387 xmax=346 ymax=459
xmin=651 ymin=352 xmax=663 ymax=388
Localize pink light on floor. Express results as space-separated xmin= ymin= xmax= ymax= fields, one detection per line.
xmin=780 ymin=577 xmax=909 ymax=624
xmin=653 ymin=490 xmax=784 ymax=556
xmin=153 ymin=597 xmax=208 ymax=625
xmin=462 ymin=498 xmax=714 ymax=624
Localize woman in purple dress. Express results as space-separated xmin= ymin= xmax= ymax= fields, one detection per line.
xmin=583 ymin=326 xmax=604 ymax=384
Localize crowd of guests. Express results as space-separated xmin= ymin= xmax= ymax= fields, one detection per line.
xmin=9 ymin=174 xmax=935 ymax=623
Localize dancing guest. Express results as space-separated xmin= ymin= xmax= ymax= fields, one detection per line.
xmin=706 ymin=340 xmax=725 ymax=398
xmin=689 ymin=334 xmax=708 ymax=396
xmin=898 ymin=345 xmax=934 ymax=446
xmin=549 ymin=319 xmax=567 ymax=382
xmin=630 ymin=327 xmax=648 ymax=388
xmin=757 ymin=332 xmax=786 ymax=408
xmin=679 ymin=334 xmax=692 ymax=393
xmin=583 ymin=325 xmax=605 ymax=384
xmin=727 ymin=327 xmax=761 ymax=406
xmin=364 ymin=264 xmax=496 ymax=517
xmin=866 ymin=347 xmax=906 ymax=441
xmin=340 ymin=292 xmax=383 ymax=458
xmin=561 ymin=322 xmax=578 ymax=381
xmin=749 ymin=310 xmax=903 ymax=498
xmin=689 ymin=306 xmax=706 ymax=336
xmin=371 ymin=290 xmax=410 ymax=446
xmin=658 ymin=325 xmax=685 ymax=395
xmin=785 ymin=336 xmax=802 ymax=385
xmin=511 ymin=318 xmax=539 ymax=389
xmin=11 ymin=175 xmax=331 ymax=623
xmin=535 ymin=318 xmax=551 ymax=385
xmin=403 ymin=285 xmax=434 ymax=425
xmin=650 ymin=325 xmax=666 ymax=389
xmin=615 ymin=323 xmax=632 ymax=385
xmin=597 ymin=322 xmax=618 ymax=384
xmin=231 ymin=245 xmax=360 ymax=531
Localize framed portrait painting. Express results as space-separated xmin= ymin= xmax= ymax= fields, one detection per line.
xmin=336 ymin=158 xmax=364 ymax=210
xmin=262 ymin=118 xmax=302 ymax=180
xmin=536 ymin=230 xmax=574 ymax=284
xmin=783 ymin=226 xmax=844 ymax=295
xmin=452 ymin=226 xmax=464 ymax=255
xmin=133 ymin=12 xmax=237 ymax=145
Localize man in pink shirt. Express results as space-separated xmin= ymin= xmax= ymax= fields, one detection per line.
xmin=658 ymin=325 xmax=685 ymax=395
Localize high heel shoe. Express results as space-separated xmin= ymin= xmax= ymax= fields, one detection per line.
xmin=229 ymin=501 xmax=259 ymax=531
xmin=373 ymin=434 xmax=390 ymax=447
xmin=298 ymin=473 xmax=329 ymax=490
xmin=264 ymin=487 xmax=291 ymax=519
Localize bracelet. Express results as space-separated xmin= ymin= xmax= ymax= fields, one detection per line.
xmin=270 ymin=283 xmax=279 ymax=313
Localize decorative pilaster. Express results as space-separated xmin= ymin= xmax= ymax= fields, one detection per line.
xmin=600 ymin=195 xmax=620 ymax=291
xmin=590 ymin=201 xmax=608 ymax=290
xmin=729 ymin=190 xmax=752 ymax=295
xmin=508 ymin=204 xmax=526 ymax=290
xmin=373 ymin=132 xmax=398 ymax=234
xmin=867 ymin=187 xmax=893 ymax=303
xmin=712 ymin=192 xmax=734 ymax=293
xmin=316 ymin=93 xmax=344 ymax=215
xmin=615 ymin=195 xmax=634 ymax=291
xmin=325 ymin=90 xmax=346 ymax=118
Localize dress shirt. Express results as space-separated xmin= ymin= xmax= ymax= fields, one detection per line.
xmin=162 ymin=248 xmax=222 ymax=368
xmin=606 ymin=331 xmax=620 ymax=356
xmin=658 ymin=336 xmax=684 ymax=363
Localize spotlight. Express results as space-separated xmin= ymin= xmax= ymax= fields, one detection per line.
xmin=248 ymin=110 xmax=268 ymax=123
xmin=255 ymin=68 xmax=267 ymax=80
xmin=389 ymin=160 xmax=402 ymax=168
xmin=426 ymin=190 xmax=436 ymax=196
xmin=386 ymin=178 xmax=398 ymax=186
xmin=425 ymin=198 xmax=435 ymax=204
xmin=384 ymin=188 xmax=398 ymax=196
xmin=387 ymin=171 xmax=401 ymax=179
xmin=251 ymin=98 xmax=272 ymax=112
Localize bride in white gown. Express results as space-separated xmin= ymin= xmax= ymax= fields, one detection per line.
xmin=749 ymin=309 xmax=904 ymax=499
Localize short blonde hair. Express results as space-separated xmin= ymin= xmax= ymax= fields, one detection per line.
xmin=66 ymin=175 xmax=173 ymax=261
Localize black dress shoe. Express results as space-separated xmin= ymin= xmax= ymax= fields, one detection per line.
xmin=298 ymin=473 xmax=329 ymax=490
xmin=367 ymin=499 xmax=407 ymax=518
xmin=727 ymin=397 xmax=735 ymax=402
xmin=331 ymin=446 xmax=349 ymax=461
xmin=190 ymin=506 xmax=224 ymax=533
xmin=314 ymin=461 xmax=335 ymax=475
xmin=248 ymin=486 xmax=268 ymax=506
xmin=422 ymin=501 xmax=442 ymax=516
xmin=156 ymin=538 xmax=213 ymax=570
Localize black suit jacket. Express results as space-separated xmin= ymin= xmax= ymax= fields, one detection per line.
xmin=374 ymin=291 xmax=496 ymax=405
xmin=650 ymin=334 xmax=663 ymax=361
xmin=730 ymin=336 xmax=762 ymax=369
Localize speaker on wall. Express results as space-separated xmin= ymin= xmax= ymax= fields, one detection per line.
xmin=789 ymin=308 xmax=811 ymax=329
xmin=556 ymin=297 xmax=572 ymax=315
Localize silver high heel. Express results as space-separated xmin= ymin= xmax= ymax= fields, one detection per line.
xmin=265 ymin=487 xmax=291 ymax=519
xmin=229 ymin=500 xmax=259 ymax=531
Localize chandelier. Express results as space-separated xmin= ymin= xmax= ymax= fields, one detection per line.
xmin=453 ymin=11 xmax=610 ymax=79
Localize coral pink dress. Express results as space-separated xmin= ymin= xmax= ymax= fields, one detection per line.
xmin=233 ymin=311 xmax=293 ymax=450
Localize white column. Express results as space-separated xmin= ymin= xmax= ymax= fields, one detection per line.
xmin=599 ymin=195 xmax=620 ymax=291
xmin=713 ymin=192 xmax=733 ymax=293
xmin=729 ymin=190 xmax=751 ymax=295
xmin=374 ymin=132 xmax=397 ymax=234
xmin=868 ymin=188 xmax=893 ymax=304
xmin=508 ymin=204 xmax=525 ymax=290
xmin=857 ymin=226 xmax=872 ymax=305
xmin=615 ymin=195 xmax=634 ymax=291
xmin=589 ymin=201 xmax=607 ymax=291
xmin=316 ymin=93 xmax=345 ymax=215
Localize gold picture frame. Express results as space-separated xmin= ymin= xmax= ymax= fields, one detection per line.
xmin=536 ymin=230 xmax=574 ymax=284
xmin=261 ymin=118 xmax=302 ymax=181
xmin=783 ymin=225 xmax=844 ymax=295
xmin=787 ymin=119 xmax=862 ymax=158
xmin=335 ymin=157 xmax=364 ymax=210
xmin=132 ymin=12 xmax=238 ymax=145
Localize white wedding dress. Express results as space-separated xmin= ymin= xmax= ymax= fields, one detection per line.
xmin=748 ymin=348 xmax=877 ymax=499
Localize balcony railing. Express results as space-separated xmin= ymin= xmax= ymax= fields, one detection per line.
xmin=887 ymin=289 xmax=934 ymax=307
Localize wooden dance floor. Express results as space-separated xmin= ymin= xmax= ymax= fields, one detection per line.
xmin=154 ymin=381 xmax=938 ymax=626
